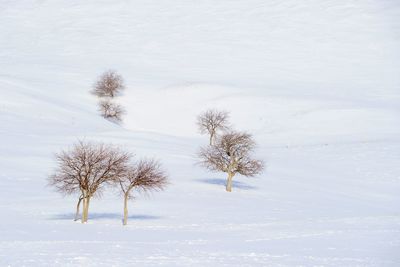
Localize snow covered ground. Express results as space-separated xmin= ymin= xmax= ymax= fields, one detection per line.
xmin=0 ymin=0 xmax=399 ymax=266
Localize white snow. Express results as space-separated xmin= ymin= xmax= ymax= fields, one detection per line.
xmin=0 ymin=0 xmax=399 ymax=266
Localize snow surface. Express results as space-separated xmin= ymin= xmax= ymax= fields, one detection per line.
xmin=0 ymin=0 xmax=400 ymax=266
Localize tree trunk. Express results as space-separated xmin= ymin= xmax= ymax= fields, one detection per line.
xmin=210 ymin=130 xmax=218 ymax=146
xmin=74 ymin=196 xmax=83 ymax=221
xmin=226 ymin=172 xmax=234 ymax=192
xmin=82 ymin=195 xmax=91 ymax=223
xmin=81 ymin=196 xmax=86 ymax=223
xmin=123 ymin=193 xmax=129 ymax=226
xmin=85 ymin=197 xmax=91 ymax=223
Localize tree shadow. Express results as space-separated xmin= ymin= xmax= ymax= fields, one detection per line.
xmin=48 ymin=213 xmax=162 ymax=221
xmin=196 ymin=178 xmax=257 ymax=190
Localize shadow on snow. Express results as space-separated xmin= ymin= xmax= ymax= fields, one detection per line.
xmin=48 ymin=213 xmax=162 ymax=221
xmin=196 ymin=178 xmax=257 ymax=190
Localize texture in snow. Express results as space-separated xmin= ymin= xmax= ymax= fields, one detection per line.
xmin=0 ymin=1 xmax=400 ymax=266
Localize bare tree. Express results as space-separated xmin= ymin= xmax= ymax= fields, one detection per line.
xmin=117 ymin=159 xmax=168 ymax=225
xmin=48 ymin=141 xmax=131 ymax=223
xmin=92 ymin=70 xmax=125 ymax=98
xmin=198 ymin=132 xmax=264 ymax=192
xmin=197 ymin=109 xmax=230 ymax=145
xmin=98 ymin=99 xmax=125 ymax=123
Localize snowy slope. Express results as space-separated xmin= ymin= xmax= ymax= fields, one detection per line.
xmin=1 ymin=0 xmax=400 ymax=266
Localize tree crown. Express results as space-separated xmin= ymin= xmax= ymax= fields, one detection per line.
xmin=199 ymin=131 xmax=264 ymax=177
xmin=92 ymin=70 xmax=125 ymax=98
xmin=48 ymin=141 xmax=131 ymax=197
xmin=197 ymin=109 xmax=230 ymax=135
xmin=117 ymin=159 xmax=168 ymax=198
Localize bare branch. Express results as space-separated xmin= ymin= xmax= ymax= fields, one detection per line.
xmin=98 ymin=99 xmax=125 ymax=123
xmin=197 ymin=109 xmax=230 ymax=145
xmin=116 ymin=158 xmax=168 ymax=226
xmin=48 ymin=141 xmax=132 ymax=222
xmin=92 ymin=70 xmax=125 ymax=98
xmin=198 ymin=131 xmax=264 ymax=191
xmin=118 ymin=158 xmax=168 ymax=199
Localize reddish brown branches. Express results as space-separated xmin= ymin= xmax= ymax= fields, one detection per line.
xmin=48 ymin=141 xmax=131 ymax=223
xmin=197 ymin=109 xmax=230 ymax=145
xmin=92 ymin=70 xmax=125 ymax=98
xmin=199 ymin=131 xmax=264 ymax=192
xmin=117 ymin=159 xmax=168 ymax=225
xmin=98 ymin=99 xmax=125 ymax=123
xmin=49 ymin=141 xmax=168 ymax=225
xmin=91 ymin=70 xmax=126 ymax=123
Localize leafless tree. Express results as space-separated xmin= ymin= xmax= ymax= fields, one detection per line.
xmin=116 ymin=159 xmax=168 ymax=225
xmin=48 ymin=141 xmax=131 ymax=223
xmin=98 ymin=99 xmax=125 ymax=123
xmin=92 ymin=70 xmax=125 ymax=98
xmin=198 ymin=131 xmax=264 ymax=192
xmin=197 ymin=109 xmax=230 ymax=145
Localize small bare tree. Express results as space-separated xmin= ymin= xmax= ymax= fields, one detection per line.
xmin=98 ymin=99 xmax=125 ymax=123
xmin=48 ymin=141 xmax=131 ymax=223
xmin=197 ymin=109 xmax=230 ymax=145
xmin=92 ymin=70 xmax=125 ymax=98
xmin=117 ymin=159 xmax=168 ymax=225
xmin=199 ymin=132 xmax=264 ymax=192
